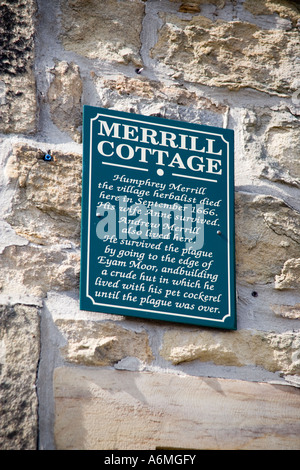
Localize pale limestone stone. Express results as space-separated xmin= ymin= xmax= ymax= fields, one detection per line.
xmin=0 ymin=244 xmax=80 ymax=298
xmin=160 ymin=328 xmax=300 ymax=374
xmin=0 ymin=221 xmax=28 ymax=254
xmin=5 ymin=144 xmax=82 ymax=246
xmin=271 ymin=304 xmax=300 ymax=320
xmin=0 ymin=304 xmax=40 ymax=450
xmin=54 ymin=367 xmax=300 ymax=450
xmin=55 ymin=319 xmax=153 ymax=366
xmin=264 ymin=124 xmax=300 ymax=187
xmin=60 ymin=0 xmax=145 ymax=66
xmin=0 ymin=0 xmax=37 ymax=134
xmin=244 ymin=0 xmax=300 ymax=27
xmin=151 ymin=14 xmax=300 ymax=95
xmin=235 ymin=193 xmax=300 ymax=284
xmin=263 ymin=202 xmax=300 ymax=243
xmin=94 ymin=74 xmax=226 ymax=126
xmin=242 ymin=107 xmax=300 ymax=188
xmin=275 ymin=258 xmax=300 ymax=290
xmin=48 ymin=61 xmax=83 ymax=143
xmin=0 ymin=75 xmax=37 ymax=134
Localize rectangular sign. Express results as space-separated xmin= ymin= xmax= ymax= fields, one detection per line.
xmin=80 ymin=106 xmax=236 ymax=329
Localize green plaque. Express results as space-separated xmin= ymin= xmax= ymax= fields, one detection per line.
xmin=80 ymin=106 xmax=236 ymax=330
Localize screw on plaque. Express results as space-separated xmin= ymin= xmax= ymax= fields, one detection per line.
xmin=217 ymin=230 xmax=222 ymax=235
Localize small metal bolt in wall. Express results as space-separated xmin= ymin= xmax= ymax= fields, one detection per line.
xmin=217 ymin=230 xmax=221 ymax=235
xmin=251 ymin=291 xmax=258 ymax=298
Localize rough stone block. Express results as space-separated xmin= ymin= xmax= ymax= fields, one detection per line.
xmin=93 ymin=74 xmax=226 ymax=127
xmin=0 ymin=304 xmax=40 ymax=450
xmin=60 ymin=0 xmax=145 ymax=66
xmin=244 ymin=0 xmax=300 ymax=27
xmin=55 ymin=319 xmax=154 ymax=366
xmin=0 ymin=244 xmax=80 ymax=298
xmin=271 ymin=303 xmax=300 ymax=320
xmin=275 ymin=258 xmax=300 ymax=290
xmin=235 ymin=193 xmax=300 ymax=284
xmin=151 ymin=13 xmax=300 ymax=95
xmin=54 ymin=367 xmax=300 ymax=450
xmin=160 ymin=328 xmax=300 ymax=375
xmin=0 ymin=0 xmax=37 ymax=134
xmin=242 ymin=107 xmax=300 ymax=188
xmin=5 ymin=144 xmax=82 ymax=246
xmin=48 ymin=61 xmax=83 ymax=143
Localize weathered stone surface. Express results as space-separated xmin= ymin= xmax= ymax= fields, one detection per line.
xmin=5 ymin=144 xmax=82 ymax=246
xmin=0 ymin=0 xmax=37 ymax=134
xmin=55 ymin=320 xmax=153 ymax=366
xmin=275 ymin=258 xmax=300 ymax=290
xmin=0 ymin=221 xmax=28 ymax=254
xmin=0 ymin=244 xmax=80 ymax=298
xmin=235 ymin=193 xmax=300 ymax=284
xmin=48 ymin=61 xmax=83 ymax=143
xmin=94 ymin=74 xmax=226 ymax=126
xmin=160 ymin=328 xmax=300 ymax=375
xmin=0 ymin=304 xmax=40 ymax=450
xmin=244 ymin=0 xmax=300 ymax=27
xmin=54 ymin=367 xmax=300 ymax=450
xmin=60 ymin=0 xmax=145 ymax=66
xmin=242 ymin=107 xmax=300 ymax=188
xmin=264 ymin=123 xmax=300 ymax=187
xmin=271 ymin=303 xmax=300 ymax=320
xmin=151 ymin=14 xmax=300 ymax=95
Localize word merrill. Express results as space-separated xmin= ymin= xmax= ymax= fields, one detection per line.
xmin=97 ymin=119 xmax=224 ymax=176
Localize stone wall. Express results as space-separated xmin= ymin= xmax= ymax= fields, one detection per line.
xmin=0 ymin=0 xmax=299 ymax=450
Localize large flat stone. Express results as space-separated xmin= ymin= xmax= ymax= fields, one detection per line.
xmin=54 ymin=367 xmax=300 ymax=450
